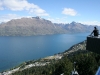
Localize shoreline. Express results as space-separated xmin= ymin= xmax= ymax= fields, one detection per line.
xmin=0 ymin=40 xmax=87 ymax=75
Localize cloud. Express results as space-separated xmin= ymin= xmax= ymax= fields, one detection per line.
xmin=0 ymin=0 xmax=49 ymax=16
xmin=0 ymin=14 xmax=22 ymax=22
xmin=62 ymin=8 xmax=77 ymax=16
xmin=47 ymin=17 xmax=68 ymax=23
xmin=78 ymin=21 xmax=100 ymax=26
xmin=0 ymin=0 xmax=3 ymax=10
xmin=29 ymin=6 xmax=49 ymax=16
xmin=47 ymin=17 xmax=100 ymax=26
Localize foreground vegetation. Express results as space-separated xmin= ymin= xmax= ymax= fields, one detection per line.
xmin=1 ymin=41 xmax=99 ymax=75
xmin=11 ymin=51 xmax=100 ymax=75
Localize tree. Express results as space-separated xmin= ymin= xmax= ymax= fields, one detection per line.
xmin=71 ymin=53 xmax=98 ymax=75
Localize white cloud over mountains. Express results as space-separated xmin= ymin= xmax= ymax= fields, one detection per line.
xmin=0 ymin=1 xmax=3 ymax=10
xmin=79 ymin=21 xmax=100 ymax=26
xmin=0 ymin=0 xmax=49 ymax=16
xmin=62 ymin=8 xmax=77 ymax=16
xmin=0 ymin=0 xmax=100 ymax=26
xmin=1 ymin=14 xmax=100 ymax=26
xmin=0 ymin=14 xmax=21 ymax=23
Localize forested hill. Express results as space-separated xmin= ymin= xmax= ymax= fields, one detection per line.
xmin=0 ymin=17 xmax=100 ymax=36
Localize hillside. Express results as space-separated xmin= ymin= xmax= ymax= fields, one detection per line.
xmin=1 ymin=40 xmax=100 ymax=75
xmin=55 ymin=21 xmax=100 ymax=33
xmin=0 ymin=17 xmax=67 ymax=36
xmin=0 ymin=17 xmax=99 ymax=36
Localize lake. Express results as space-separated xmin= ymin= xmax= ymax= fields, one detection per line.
xmin=0 ymin=33 xmax=89 ymax=72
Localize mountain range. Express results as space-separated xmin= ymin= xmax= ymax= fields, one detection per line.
xmin=0 ymin=16 xmax=99 ymax=36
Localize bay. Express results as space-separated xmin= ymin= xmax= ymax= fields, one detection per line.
xmin=0 ymin=33 xmax=89 ymax=71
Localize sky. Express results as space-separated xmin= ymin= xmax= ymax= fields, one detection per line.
xmin=0 ymin=0 xmax=100 ymax=25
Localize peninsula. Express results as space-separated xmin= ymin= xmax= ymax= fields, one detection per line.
xmin=0 ymin=40 xmax=87 ymax=75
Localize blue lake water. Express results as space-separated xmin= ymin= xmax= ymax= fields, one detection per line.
xmin=0 ymin=33 xmax=89 ymax=71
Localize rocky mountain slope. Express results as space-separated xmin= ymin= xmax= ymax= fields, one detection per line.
xmin=0 ymin=17 xmax=67 ymax=36
xmin=0 ymin=17 xmax=99 ymax=36
xmin=55 ymin=21 xmax=99 ymax=33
